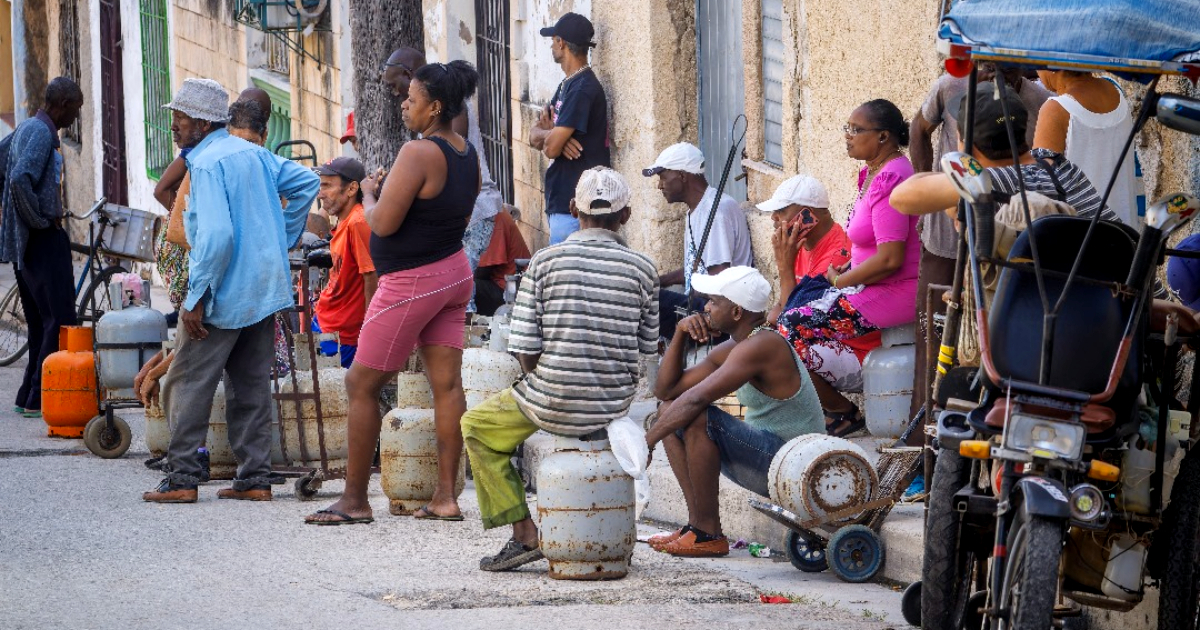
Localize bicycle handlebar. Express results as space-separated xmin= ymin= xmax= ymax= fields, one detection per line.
xmin=64 ymin=197 xmax=108 ymax=221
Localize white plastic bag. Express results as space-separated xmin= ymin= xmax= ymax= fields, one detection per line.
xmin=607 ymin=415 xmax=651 ymax=519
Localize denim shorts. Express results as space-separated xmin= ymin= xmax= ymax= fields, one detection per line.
xmin=676 ymin=405 xmax=786 ymax=497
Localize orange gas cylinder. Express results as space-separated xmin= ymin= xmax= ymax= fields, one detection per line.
xmin=41 ymin=326 xmax=99 ymax=438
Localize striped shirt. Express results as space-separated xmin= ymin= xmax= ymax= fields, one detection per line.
xmin=509 ymin=228 xmax=660 ymax=436
xmin=987 ymin=149 xmax=1121 ymax=223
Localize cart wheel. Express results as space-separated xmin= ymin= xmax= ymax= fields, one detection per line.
xmin=900 ymin=581 xmax=921 ymax=627
xmin=83 ymin=414 xmax=131 ymax=459
xmin=784 ymin=530 xmax=828 ymax=573
xmin=295 ymin=475 xmax=322 ymax=501
xmin=963 ymin=590 xmax=987 ymax=630
xmin=827 ymin=524 xmax=885 ymax=583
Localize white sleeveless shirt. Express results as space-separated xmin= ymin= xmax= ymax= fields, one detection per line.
xmin=1049 ymin=87 xmax=1139 ymax=228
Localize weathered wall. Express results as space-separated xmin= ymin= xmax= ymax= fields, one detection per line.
xmin=424 ymin=0 xmax=478 ymax=65
xmin=46 ymin=0 xmax=103 ymax=232
xmin=171 ymin=0 xmax=249 ymax=94
xmin=291 ymin=29 xmax=344 ymax=165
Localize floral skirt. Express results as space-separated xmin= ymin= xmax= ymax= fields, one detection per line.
xmin=776 ymin=289 xmax=878 ymax=390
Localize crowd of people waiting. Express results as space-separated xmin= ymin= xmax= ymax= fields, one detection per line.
xmin=0 ymin=9 xmax=1149 ymax=572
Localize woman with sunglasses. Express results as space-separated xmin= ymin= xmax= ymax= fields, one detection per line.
xmin=775 ymin=99 xmax=919 ymax=437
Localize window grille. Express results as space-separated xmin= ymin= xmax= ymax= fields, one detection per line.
xmin=60 ymin=0 xmax=81 ymax=143
xmin=140 ymin=0 xmax=173 ymax=180
xmin=762 ymin=0 xmax=784 ymax=167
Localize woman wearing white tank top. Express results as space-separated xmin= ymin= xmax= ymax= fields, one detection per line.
xmin=1033 ymin=70 xmax=1140 ymax=228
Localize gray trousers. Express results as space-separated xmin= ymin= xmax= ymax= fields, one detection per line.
xmin=165 ymin=315 xmax=276 ymax=489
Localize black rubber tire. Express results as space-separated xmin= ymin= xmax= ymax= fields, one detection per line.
xmin=921 ymin=449 xmax=975 ymax=630
xmin=295 ymin=475 xmax=322 ymax=501
xmin=901 ymin=581 xmax=922 ymax=627
xmin=1060 ymin=616 xmax=1089 ymax=630
xmin=999 ymin=503 xmax=1064 ymax=630
xmin=83 ymin=414 xmax=132 ymax=459
xmin=785 ymin=529 xmax=828 ymax=573
xmin=0 ymin=283 xmax=28 ymax=366
xmin=962 ymin=590 xmax=987 ymax=630
xmin=827 ymin=524 xmax=885 ymax=583
xmin=77 ymin=265 xmax=128 ymax=323
xmin=1159 ymin=448 xmax=1200 ymax=630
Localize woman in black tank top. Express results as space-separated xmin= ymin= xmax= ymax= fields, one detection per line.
xmin=306 ymin=60 xmax=482 ymax=526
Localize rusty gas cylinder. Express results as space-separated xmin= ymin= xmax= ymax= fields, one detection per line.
xmin=379 ymin=408 xmax=465 ymax=515
xmin=278 ymin=367 xmax=349 ymax=469
xmin=461 ymin=348 xmax=522 ymax=409
xmin=537 ymin=434 xmax=635 ymax=580
xmin=767 ymin=434 xmax=878 ymax=528
xmin=41 ymin=326 xmax=99 ymax=438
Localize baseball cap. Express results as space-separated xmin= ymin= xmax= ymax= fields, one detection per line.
xmin=690 ymin=266 xmax=773 ymax=313
xmin=1168 ymin=233 xmax=1200 ymax=310
xmin=314 ymin=156 xmax=366 ymax=182
xmin=642 ymin=143 xmax=705 ymax=177
xmin=949 ymin=82 xmax=1028 ymax=155
xmin=539 ymin=12 xmax=596 ymax=48
xmin=574 ymin=167 xmax=631 ymax=215
xmin=756 ymin=174 xmax=830 ymax=212
xmin=339 ymin=111 xmax=356 ymax=145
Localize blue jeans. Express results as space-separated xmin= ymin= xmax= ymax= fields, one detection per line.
xmin=677 ymin=405 xmax=786 ymax=497
xmin=547 ymin=213 xmax=580 ymax=245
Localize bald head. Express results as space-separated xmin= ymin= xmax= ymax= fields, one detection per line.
xmin=237 ymin=87 xmax=272 ymax=122
xmin=382 ymin=47 xmax=427 ymax=100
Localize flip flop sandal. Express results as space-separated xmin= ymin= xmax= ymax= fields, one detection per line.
xmin=305 ymin=508 xmax=375 ymax=526
xmin=825 ymin=405 xmax=866 ymax=438
xmin=413 ymin=504 xmax=465 ymax=521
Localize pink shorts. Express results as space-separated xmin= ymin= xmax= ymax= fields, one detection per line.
xmin=354 ymin=250 xmax=474 ymax=372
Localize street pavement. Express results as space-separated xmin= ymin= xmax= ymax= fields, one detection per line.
xmin=0 ymin=355 xmax=904 ymax=630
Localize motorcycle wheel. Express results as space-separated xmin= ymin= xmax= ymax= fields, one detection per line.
xmin=921 ymin=448 xmax=976 ymax=629
xmin=1159 ymin=447 xmax=1200 ymax=630
xmin=998 ymin=502 xmax=1063 ymax=630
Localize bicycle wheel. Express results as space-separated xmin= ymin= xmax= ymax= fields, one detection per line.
xmin=0 ymin=283 xmax=29 ymax=366
xmin=77 ymin=265 xmax=128 ymax=324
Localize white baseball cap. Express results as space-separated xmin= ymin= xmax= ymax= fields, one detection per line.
xmin=642 ymin=143 xmax=706 ymax=177
xmin=756 ymin=174 xmax=830 ymax=212
xmin=574 ymin=167 xmax=631 ymax=215
xmin=690 ymin=266 xmax=772 ymax=313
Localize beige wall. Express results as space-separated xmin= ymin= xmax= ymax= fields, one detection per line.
xmin=291 ymin=30 xmax=344 ymax=165
xmin=170 ymin=0 xmax=248 ymax=94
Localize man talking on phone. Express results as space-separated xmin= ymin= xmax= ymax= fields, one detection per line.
xmin=757 ymin=175 xmax=850 ymax=322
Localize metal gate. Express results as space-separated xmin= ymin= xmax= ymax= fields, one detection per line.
xmin=697 ymin=0 xmax=746 ymax=201
xmin=99 ymin=0 xmax=128 ymax=205
xmin=475 ymin=0 xmax=514 ymax=204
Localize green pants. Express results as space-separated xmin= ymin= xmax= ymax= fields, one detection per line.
xmin=461 ymin=388 xmax=540 ymax=530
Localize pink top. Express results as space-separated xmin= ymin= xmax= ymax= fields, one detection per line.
xmin=845 ymin=157 xmax=920 ymax=329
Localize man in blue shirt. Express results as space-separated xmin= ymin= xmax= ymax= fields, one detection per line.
xmin=144 ymin=79 xmax=319 ymax=504
xmin=0 ymin=77 xmax=84 ymax=418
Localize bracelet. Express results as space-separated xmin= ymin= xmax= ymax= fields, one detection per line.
xmin=831 ymin=273 xmax=841 ymax=289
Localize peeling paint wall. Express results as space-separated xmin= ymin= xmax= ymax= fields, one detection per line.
xmin=292 ymin=28 xmax=345 ymax=165
xmin=171 ymin=0 xmax=249 ymax=94
xmin=423 ymin=0 xmax=478 ymax=67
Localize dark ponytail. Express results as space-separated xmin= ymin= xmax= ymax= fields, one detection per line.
xmin=860 ymin=99 xmax=910 ymax=147
xmin=414 ymin=60 xmax=479 ymax=124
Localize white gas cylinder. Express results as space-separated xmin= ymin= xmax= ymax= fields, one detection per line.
xmin=861 ymin=324 xmax=916 ymax=439
xmin=768 ymin=434 xmax=878 ymax=527
xmin=379 ymin=408 xmax=465 ymax=515
xmin=394 ymin=371 xmax=433 ymax=408
xmin=537 ymin=435 xmax=635 ymax=580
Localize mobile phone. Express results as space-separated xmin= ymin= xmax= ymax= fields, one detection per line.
xmin=799 ymin=208 xmax=816 ymax=226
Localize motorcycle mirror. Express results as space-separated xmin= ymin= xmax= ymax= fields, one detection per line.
xmin=1156 ymin=94 xmax=1200 ymax=136
xmin=1144 ymin=193 xmax=1200 ymax=235
xmin=940 ymin=151 xmax=993 ymax=203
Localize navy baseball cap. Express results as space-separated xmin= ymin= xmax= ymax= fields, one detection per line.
xmin=540 ymin=12 xmax=596 ymax=48
xmin=1168 ymin=233 xmax=1200 ymax=310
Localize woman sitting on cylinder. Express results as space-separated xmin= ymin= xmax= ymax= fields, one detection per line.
xmin=776 ymin=99 xmax=919 ymax=438
xmin=306 ymin=61 xmax=481 ymax=525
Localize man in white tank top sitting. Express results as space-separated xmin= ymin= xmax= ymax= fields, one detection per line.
xmin=647 ymin=267 xmax=824 ymax=558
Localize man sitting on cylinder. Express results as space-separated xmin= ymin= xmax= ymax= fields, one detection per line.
xmin=647 ymin=267 xmax=824 ymax=558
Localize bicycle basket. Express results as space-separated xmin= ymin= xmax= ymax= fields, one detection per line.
xmin=100 ymin=204 xmax=161 ymax=263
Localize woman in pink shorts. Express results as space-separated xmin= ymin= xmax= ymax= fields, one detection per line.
xmin=306 ymin=60 xmax=481 ymax=525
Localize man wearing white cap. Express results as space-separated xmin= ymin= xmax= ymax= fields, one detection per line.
xmin=757 ymin=174 xmax=850 ymax=320
xmin=144 ymin=78 xmax=320 ymax=504
xmin=461 ymin=166 xmax=658 ymax=572
xmin=644 ymin=142 xmax=752 ymax=342
xmin=647 ymin=266 xmax=823 ymax=558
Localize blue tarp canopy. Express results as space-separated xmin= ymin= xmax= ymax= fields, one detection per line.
xmin=939 ymin=0 xmax=1200 ymax=79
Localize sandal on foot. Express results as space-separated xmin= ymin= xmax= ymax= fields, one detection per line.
xmin=825 ymin=405 xmax=866 ymax=438
xmin=480 ymin=538 xmax=543 ymax=572
xmin=413 ymin=505 xmax=464 ymax=521
xmin=305 ymin=508 xmax=374 ymax=526
xmin=647 ymin=526 xmax=690 ymax=551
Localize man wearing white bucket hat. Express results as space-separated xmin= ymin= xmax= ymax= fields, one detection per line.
xmin=144 ymin=78 xmax=320 ymax=504
xmin=647 ymin=266 xmax=822 ymax=558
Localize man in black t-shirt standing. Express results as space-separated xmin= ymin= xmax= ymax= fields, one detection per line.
xmin=530 ymin=12 xmax=611 ymax=245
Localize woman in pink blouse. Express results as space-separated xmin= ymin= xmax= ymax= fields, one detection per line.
xmin=776 ymin=99 xmax=919 ymax=437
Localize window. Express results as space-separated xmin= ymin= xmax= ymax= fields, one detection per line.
xmin=140 ymin=0 xmax=172 ymax=179
xmin=59 ymin=0 xmax=81 ymax=143
xmin=761 ymin=0 xmax=784 ymax=167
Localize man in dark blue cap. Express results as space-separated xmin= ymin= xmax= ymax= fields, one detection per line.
xmin=529 ymin=11 xmax=611 ymax=245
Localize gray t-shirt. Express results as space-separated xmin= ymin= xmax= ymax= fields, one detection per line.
xmin=918 ymin=75 xmax=1053 ymax=258
xmin=684 ymin=187 xmax=754 ymax=292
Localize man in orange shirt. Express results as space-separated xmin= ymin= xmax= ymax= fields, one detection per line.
xmin=760 ymin=175 xmax=851 ymax=321
xmin=312 ymin=157 xmax=377 ymax=367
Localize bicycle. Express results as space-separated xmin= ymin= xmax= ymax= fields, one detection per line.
xmin=0 ymin=197 xmax=152 ymax=366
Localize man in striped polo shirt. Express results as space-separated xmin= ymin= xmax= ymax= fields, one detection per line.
xmin=462 ymin=167 xmax=659 ymax=572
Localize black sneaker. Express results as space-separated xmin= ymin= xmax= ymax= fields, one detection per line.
xmin=197 ymin=448 xmax=211 ymax=483
xmin=479 ymin=538 xmax=543 ymax=572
